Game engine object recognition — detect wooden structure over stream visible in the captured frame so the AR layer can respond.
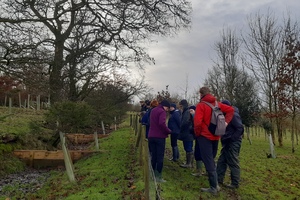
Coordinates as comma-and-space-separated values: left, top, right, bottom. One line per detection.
13, 133, 109, 169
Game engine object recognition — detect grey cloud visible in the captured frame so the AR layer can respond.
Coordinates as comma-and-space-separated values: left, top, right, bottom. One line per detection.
142, 0, 300, 100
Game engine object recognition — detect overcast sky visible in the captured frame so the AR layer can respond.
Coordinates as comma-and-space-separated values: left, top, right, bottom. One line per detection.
139, 0, 300, 101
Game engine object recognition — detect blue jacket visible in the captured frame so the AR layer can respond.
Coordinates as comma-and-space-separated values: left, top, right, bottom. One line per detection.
178, 106, 194, 141
168, 109, 181, 134
141, 108, 152, 138
221, 106, 244, 144
148, 105, 171, 138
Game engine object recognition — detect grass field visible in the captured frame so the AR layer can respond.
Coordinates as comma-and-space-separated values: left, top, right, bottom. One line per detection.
161, 132, 300, 200
0, 110, 300, 199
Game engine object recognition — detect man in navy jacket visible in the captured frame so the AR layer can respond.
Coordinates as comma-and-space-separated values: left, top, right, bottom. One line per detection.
168, 103, 181, 161
216, 100, 244, 189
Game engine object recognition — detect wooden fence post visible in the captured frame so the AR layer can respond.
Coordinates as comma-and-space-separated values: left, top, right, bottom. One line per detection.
9, 97, 12, 114
27, 94, 30, 109
37, 95, 41, 111
4, 95, 7, 106
136, 123, 142, 149
141, 125, 150, 200
101, 121, 106, 135
94, 131, 99, 151
130, 114, 133, 127
19, 92, 21, 108
59, 131, 76, 182
135, 115, 139, 135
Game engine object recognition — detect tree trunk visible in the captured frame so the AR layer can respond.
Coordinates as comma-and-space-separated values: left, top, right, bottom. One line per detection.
270, 118, 276, 146
68, 61, 78, 102
296, 127, 299, 145
292, 114, 296, 153
49, 41, 64, 103
246, 126, 252, 145
277, 124, 283, 147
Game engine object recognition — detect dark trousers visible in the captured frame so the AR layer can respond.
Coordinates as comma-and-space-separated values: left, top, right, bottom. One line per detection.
148, 138, 166, 173
198, 136, 219, 188
194, 138, 202, 161
183, 140, 193, 152
216, 139, 242, 186
170, 133, 179, 147
145, 125, 150, 139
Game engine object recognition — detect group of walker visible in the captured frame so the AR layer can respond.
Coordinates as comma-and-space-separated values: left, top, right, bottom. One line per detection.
140, 86, 244, 195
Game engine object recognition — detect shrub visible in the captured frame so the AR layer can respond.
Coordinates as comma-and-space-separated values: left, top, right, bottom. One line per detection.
44, 101, 95, 133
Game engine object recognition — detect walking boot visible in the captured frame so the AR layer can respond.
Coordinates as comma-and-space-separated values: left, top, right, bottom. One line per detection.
180, 151, 193, 168
174, 146, 180, 161
226, 184, 239, 189
191, 160, 203, 177
154, 170, 159, 180
230, 167, 240, 188
200, 171, 219, 195
155, 171, 166, 183
200, 187, 218, 195
169, 147, 178, 161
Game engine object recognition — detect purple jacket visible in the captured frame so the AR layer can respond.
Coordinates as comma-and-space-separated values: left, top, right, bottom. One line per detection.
148, 105, 171, 138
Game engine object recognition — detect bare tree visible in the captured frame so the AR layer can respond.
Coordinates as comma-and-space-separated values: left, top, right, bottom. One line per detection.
206, 27, 242, 101
0, 0, 192, 103
206, 27, 260, 130
214, 28, 240, 100
204, 65, 223, 100
242, 10, 283, 145
177, 73, 189, 99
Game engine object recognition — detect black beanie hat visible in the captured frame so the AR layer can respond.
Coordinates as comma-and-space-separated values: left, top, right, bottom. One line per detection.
160, 99, 170, 108
179, 99, 188, 107
189, 105, 196, 110
145, 100, 151, 106
170, 103, 177, 109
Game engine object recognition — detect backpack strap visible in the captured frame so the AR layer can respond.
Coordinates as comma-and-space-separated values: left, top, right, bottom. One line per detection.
201, 101, 215, 127
201, 101, 217, 108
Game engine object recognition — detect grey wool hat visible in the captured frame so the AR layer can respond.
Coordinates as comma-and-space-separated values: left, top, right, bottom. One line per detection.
221, 100, 231, 106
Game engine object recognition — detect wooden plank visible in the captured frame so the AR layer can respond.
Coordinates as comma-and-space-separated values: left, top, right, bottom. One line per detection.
66, 133, 109, 144
33, 151, 64, 160
13, 150, 97, 161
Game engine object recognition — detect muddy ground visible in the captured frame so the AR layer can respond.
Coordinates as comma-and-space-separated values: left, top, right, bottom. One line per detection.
0, 168, 53, 195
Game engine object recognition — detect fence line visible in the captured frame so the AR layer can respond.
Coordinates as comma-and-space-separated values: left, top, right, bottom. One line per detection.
131, 113, 161, 200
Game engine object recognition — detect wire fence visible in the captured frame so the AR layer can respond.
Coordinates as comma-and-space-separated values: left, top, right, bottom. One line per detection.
130, 113, 161, 200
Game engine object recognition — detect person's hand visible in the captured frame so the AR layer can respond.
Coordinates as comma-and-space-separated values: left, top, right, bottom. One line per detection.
225, 122, 228, 127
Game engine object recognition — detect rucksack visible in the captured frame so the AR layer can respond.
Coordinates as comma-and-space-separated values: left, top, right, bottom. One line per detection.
202, 101, 226, 136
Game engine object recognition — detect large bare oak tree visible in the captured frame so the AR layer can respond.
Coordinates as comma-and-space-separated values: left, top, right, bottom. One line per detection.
0, 0, 191, 103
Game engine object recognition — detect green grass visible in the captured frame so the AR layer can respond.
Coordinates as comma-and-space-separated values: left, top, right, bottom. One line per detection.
0, 106, 46, 135
0, 106, 53, 177
1, 110, 300, 199
159, 132, 300, 200
0, 126, 144, 200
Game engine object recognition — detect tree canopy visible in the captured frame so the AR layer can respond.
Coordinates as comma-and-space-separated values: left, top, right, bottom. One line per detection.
0, 0, 192, 103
